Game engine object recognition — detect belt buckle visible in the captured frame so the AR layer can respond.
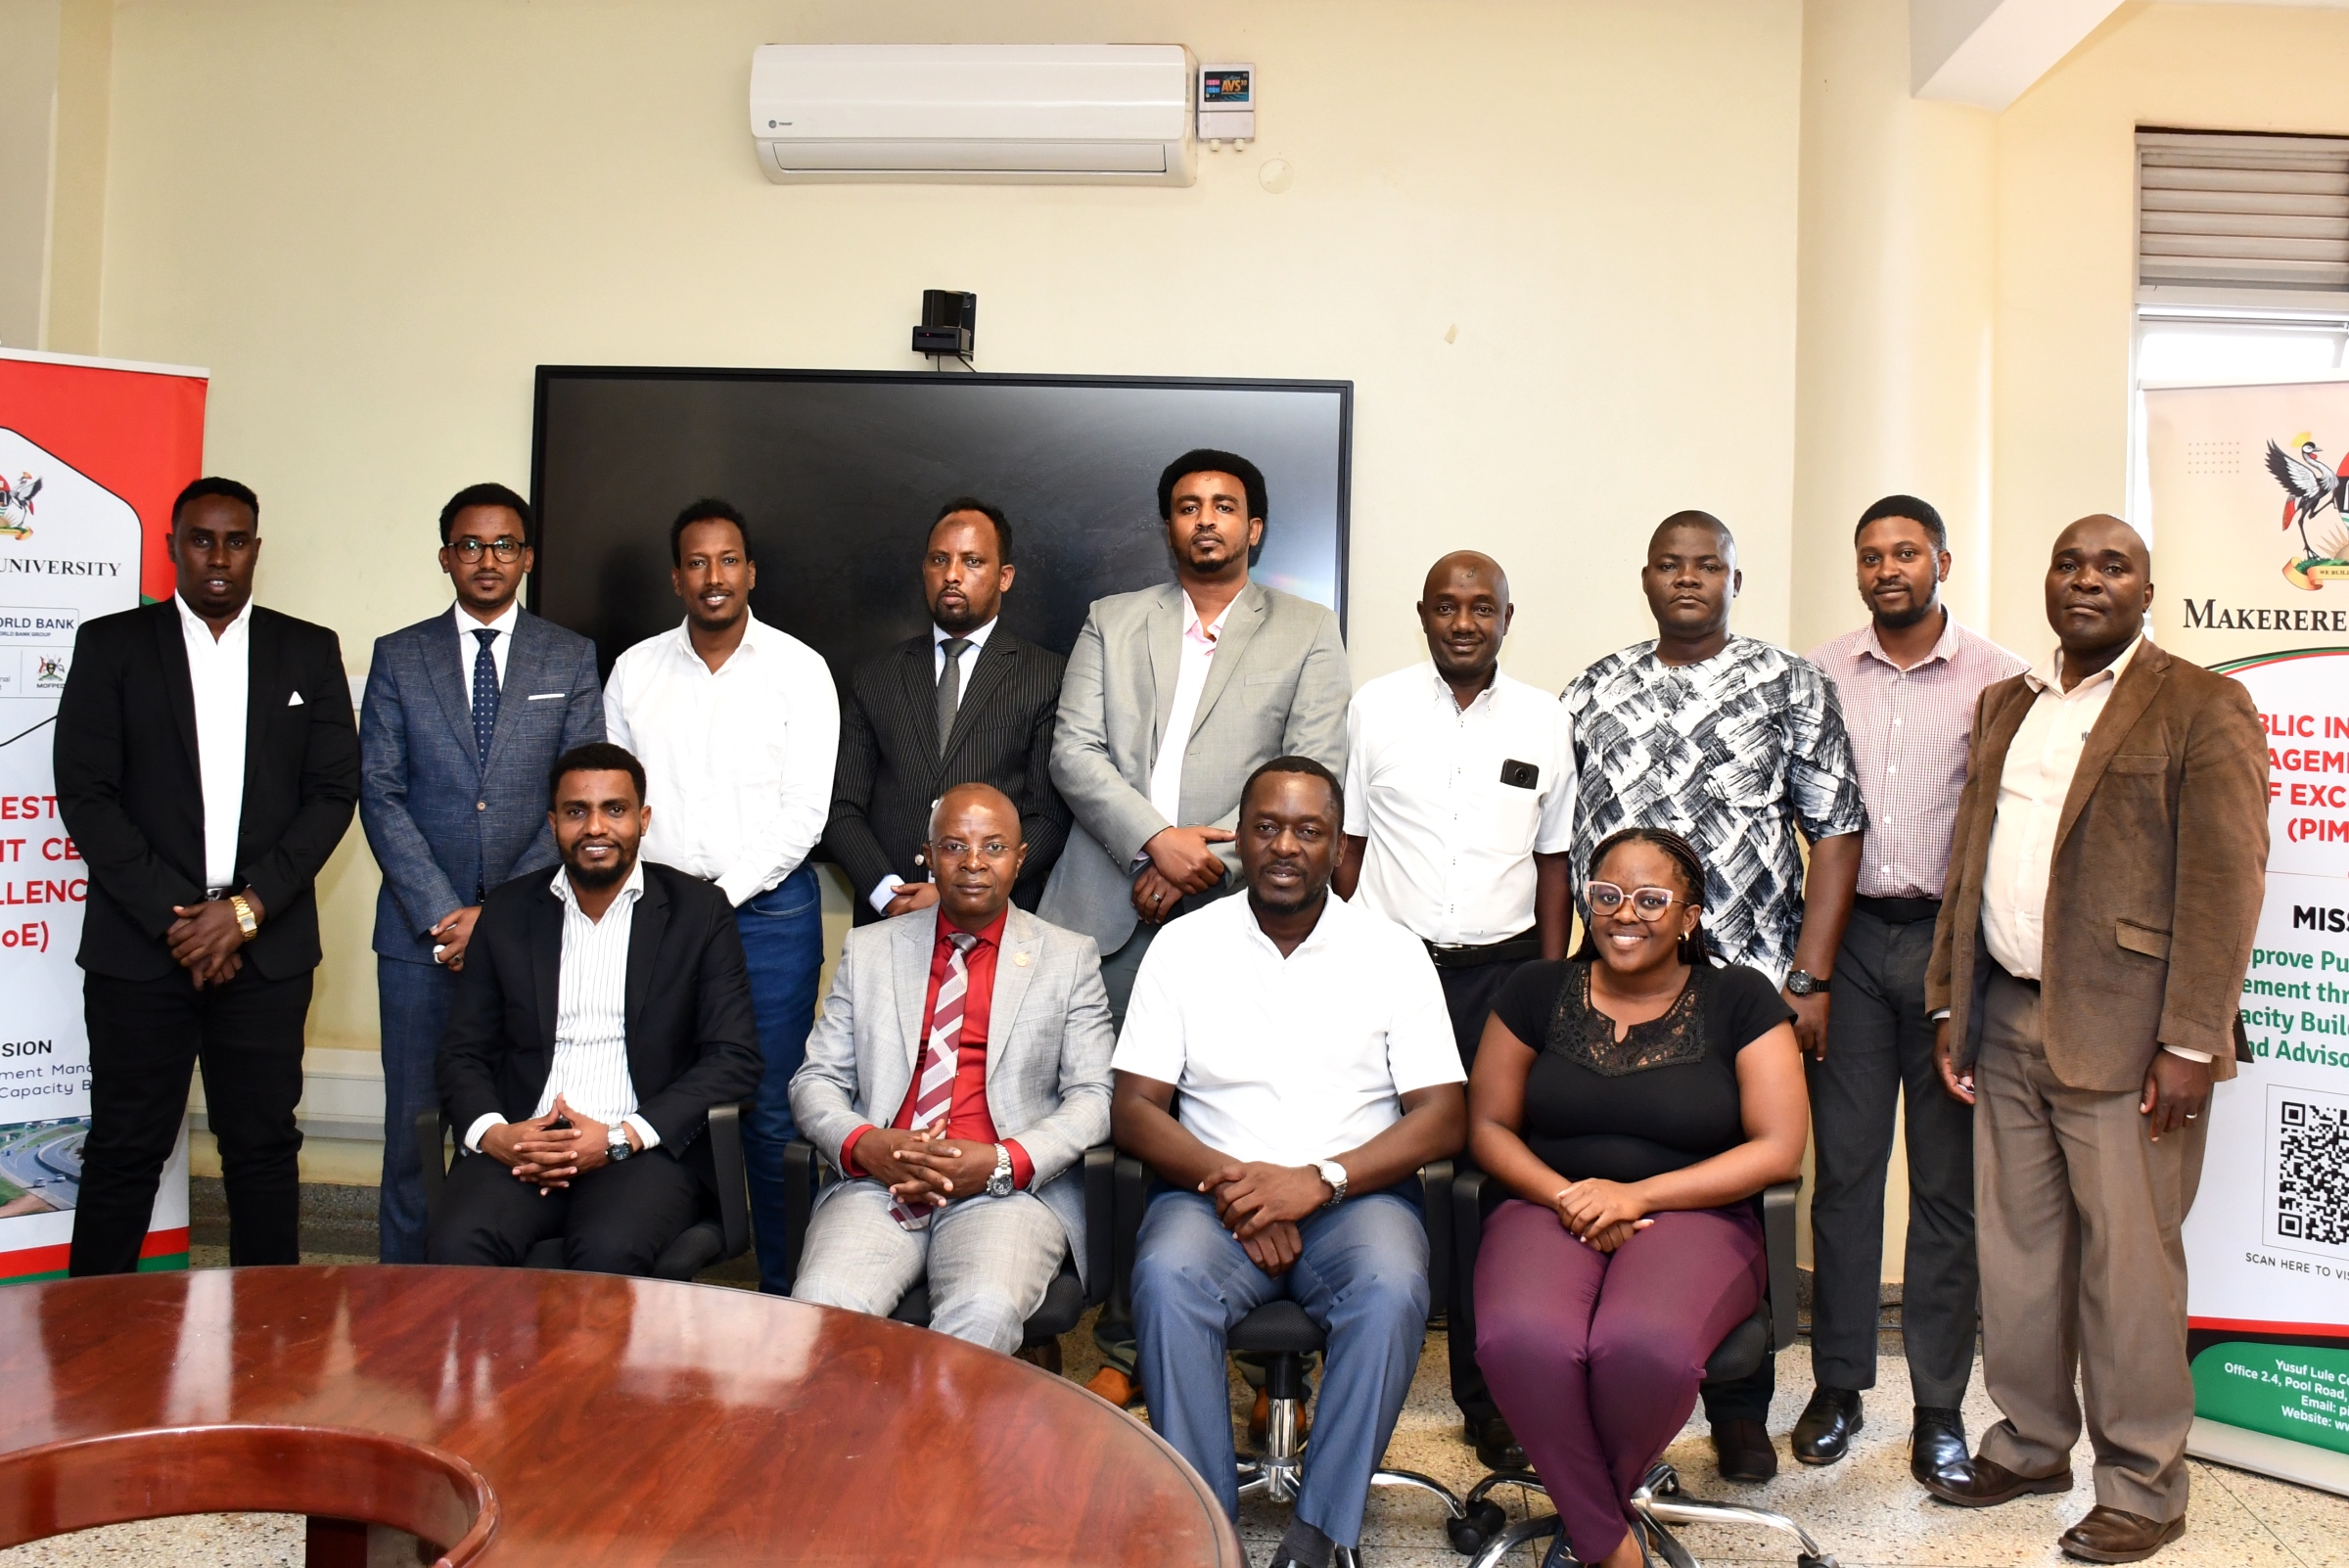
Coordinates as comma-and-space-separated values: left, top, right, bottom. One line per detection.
204, 887, 229, 901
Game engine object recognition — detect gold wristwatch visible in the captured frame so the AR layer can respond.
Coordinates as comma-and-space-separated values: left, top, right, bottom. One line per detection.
228, 894, 259, 940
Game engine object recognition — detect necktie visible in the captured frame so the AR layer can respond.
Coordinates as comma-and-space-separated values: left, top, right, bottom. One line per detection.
936, 637, 972, 755
891, 929, 980, 1230
471, 628, 500, 765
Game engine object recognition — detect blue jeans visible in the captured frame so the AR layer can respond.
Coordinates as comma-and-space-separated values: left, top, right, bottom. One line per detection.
738, 864, 824, 1293
377, 955, 458, 1265
1132, 1188, 1430, 1547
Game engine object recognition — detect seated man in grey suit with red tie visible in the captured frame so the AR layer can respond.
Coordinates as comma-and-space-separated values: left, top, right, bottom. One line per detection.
788, 783, 1115, 1354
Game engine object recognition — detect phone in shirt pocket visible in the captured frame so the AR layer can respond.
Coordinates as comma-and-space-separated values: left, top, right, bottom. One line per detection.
1488, 760, 1543, 853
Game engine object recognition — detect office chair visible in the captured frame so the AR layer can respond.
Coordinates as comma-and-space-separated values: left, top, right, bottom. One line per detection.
415, 1103, 751, 1281
1109, 1153, 1471, 1568
778, 1138, 1114, 1353
1443, 1173, 1836, 1568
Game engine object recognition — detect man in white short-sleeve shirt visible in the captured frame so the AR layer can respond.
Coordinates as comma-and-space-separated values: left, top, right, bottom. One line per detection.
1333, 549, 1573, 1471
1112, 757, 1465, 1568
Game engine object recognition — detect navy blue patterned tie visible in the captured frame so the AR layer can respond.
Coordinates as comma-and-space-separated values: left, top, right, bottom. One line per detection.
471, 628, 499, 765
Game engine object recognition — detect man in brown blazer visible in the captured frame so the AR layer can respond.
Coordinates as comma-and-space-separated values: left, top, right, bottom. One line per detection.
1923, 515, 2266, 1563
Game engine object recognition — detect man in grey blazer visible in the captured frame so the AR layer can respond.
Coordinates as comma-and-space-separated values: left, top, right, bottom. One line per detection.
358, 483, 604, 1263
789, 783, 1113, 1355
1040, 448, 1351, 1023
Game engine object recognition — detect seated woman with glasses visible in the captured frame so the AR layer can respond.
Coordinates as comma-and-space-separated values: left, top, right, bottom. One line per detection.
1467, 826, 1808, 1568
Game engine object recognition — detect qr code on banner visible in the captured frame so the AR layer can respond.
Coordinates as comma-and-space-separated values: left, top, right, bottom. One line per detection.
2267, 1084, 2349, 1259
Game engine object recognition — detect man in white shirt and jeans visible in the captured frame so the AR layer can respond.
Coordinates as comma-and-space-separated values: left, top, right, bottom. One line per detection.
1335, 548, 1572, 1470
1114, 757, 1466, 1568
604, 498, 838, 1294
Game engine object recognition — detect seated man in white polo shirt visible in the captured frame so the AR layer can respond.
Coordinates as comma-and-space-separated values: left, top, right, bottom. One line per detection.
1113, 756, 1467, 1568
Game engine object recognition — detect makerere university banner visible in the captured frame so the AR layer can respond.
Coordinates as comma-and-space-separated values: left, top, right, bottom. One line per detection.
2146, 374, 2349, 1496
0, 347, 207, 1283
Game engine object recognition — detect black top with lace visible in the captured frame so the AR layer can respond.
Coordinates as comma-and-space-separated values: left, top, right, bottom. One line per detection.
1492, 958, 1792, 1184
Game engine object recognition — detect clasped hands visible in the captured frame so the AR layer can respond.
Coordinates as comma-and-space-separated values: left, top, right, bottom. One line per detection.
852, 1124, 999, 1209
1132, 825, 1235, 924
1550, 1177, 1653, 1253
166, 889, 264, 990
1199, 1161, 1334, 1277
480, 1093, 640, 1194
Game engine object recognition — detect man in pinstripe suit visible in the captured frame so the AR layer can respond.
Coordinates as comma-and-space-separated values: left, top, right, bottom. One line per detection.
824, 499, 1070, 923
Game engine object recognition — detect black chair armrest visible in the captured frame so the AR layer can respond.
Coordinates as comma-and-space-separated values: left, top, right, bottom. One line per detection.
1449, 1168, 1487, 1362
1418, 1159, 1453, 1319
1111, 1153, 1150, 1314
1082, 1144, 1115, 1308
417, 1109, 448, 1215
1760, 1178, 1800, 1353
781, 1136, 829, 1292
707, 1103, 751, 1266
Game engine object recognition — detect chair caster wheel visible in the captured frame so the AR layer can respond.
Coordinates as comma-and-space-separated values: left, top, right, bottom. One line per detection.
1448, 1499, 1506, 1554
1798, 1555, 1838, 1568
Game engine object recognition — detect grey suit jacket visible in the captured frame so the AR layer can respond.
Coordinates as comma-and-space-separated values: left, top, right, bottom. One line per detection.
1038, 579, 1351, 952
359, 607, 604, 963
788, 905, 1115, 1282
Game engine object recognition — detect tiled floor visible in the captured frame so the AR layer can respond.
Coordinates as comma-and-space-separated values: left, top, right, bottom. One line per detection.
8, 1268, 2341, 1566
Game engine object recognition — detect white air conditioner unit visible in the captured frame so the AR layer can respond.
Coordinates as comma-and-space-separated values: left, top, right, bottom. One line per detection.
750, 43, 1195, 186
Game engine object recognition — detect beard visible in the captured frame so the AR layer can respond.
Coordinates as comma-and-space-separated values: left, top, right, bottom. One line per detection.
1872, 593, 1937, 630
563, 843, 634, 890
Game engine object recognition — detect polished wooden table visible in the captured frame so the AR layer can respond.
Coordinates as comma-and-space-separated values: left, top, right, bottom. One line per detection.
0, 1266, 1241, 1566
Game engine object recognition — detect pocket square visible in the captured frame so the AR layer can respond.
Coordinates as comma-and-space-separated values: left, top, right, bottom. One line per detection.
287, 691, 304, 707
527, 691, 564, 701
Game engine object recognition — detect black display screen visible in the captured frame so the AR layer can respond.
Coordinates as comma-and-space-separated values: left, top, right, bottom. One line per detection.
529, 368, 1351, 680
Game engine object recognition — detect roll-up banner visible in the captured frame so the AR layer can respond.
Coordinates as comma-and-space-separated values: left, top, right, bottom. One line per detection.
2146, 373, 2349, 1497
0, 347, 207, 1283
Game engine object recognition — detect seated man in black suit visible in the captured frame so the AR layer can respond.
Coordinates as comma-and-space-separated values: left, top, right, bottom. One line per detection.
824, 497, 1071, 923
427, 742, 762, 1274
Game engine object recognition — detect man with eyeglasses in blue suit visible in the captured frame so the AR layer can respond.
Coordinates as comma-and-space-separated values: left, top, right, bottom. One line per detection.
359, 482, 605, 1263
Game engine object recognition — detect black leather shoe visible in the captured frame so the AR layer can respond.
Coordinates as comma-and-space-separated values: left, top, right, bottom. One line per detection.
1911, 1406, 1969, 1489
1790, 1386, 1864, 1465
1710, 1416, 1778, 1483
1468, 1414, 1529, 1471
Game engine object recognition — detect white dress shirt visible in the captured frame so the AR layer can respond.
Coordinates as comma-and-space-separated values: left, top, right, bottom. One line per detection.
604, 615, 840, 907
867, 618, 1000, 913
464, 862, 661, 1152
177, 594, 253, 890
1146, 594, 1233, 827
1343, 662, 1575, 946
1112, 892, 1464, 1168
1978, 637, 2208, 1063
453, 598, 521, 710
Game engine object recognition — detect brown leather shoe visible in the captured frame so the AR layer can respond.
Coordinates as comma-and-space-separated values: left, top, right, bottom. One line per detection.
1084, 1365, 1139, 1407
2059, 1506, 2186, 1563
1013, 1338, 1063, 1375
1918, 1453, 2074, 1507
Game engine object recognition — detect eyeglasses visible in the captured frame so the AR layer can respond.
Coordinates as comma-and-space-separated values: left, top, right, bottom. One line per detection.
1587, 882, 1686, 920
932, 838, 1017, 861
448, 537, 526, 563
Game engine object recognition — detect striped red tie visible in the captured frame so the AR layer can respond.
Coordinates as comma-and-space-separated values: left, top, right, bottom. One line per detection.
890, 930, 978, 1230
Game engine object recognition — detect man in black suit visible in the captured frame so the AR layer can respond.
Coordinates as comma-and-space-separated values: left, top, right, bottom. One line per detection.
55, 476, 361, 1273
427, 742, 762, 1274
824, 498, 1070, 923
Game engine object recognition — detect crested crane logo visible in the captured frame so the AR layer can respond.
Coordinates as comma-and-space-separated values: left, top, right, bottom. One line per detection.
0, 471, 37, 540
2265, 432, 2349, 591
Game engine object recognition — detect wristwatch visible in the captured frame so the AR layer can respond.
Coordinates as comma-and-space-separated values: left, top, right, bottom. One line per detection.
607, 1126, 634, 1163
986, 1144, 1015, 1198
1313, 1160, 1349, 1208
1785, 969, 1829, 996
228, 894, 259, 941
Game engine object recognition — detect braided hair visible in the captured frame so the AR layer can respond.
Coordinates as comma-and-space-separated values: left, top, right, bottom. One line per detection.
1574, 825, 1713, 967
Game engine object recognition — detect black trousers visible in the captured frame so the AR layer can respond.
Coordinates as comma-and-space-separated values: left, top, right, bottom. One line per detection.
71, 965, 313, 1275
1441, 956, 1527, 1429
1806, 904, 1977, 1407
425, 1142, 702, 1276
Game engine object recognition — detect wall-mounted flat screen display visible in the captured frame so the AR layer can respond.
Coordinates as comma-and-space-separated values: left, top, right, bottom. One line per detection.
530, 368, 1352, 679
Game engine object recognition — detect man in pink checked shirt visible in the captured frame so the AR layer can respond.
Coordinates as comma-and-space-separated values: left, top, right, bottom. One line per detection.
1798, 496, 2026, 1487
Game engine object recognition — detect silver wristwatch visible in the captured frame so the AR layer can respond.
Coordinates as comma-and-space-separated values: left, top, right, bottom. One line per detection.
986, 1143, 1015, 1198
1313, 1160, 1348, 1208
607, 1126, 634, 1163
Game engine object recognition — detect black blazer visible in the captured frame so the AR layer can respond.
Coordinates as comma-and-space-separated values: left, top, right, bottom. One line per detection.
436, 860, 762, 1186
54, 599, 360, 983
823, 627, 1071, 925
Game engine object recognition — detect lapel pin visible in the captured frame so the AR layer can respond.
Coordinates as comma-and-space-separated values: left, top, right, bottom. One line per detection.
1014, 951, 1031, 967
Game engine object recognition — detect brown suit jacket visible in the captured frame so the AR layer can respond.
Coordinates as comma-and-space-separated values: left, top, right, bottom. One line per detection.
1925, 638, 2267, 1092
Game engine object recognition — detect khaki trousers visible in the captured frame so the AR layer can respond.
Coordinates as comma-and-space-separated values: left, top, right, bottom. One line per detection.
1974, 968, 2207, 1522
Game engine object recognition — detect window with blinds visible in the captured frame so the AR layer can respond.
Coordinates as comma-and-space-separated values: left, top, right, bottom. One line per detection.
2138, 129, 2349, 309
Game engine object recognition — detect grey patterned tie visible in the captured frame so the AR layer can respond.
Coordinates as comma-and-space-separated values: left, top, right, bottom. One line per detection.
936, 637, 971, 755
